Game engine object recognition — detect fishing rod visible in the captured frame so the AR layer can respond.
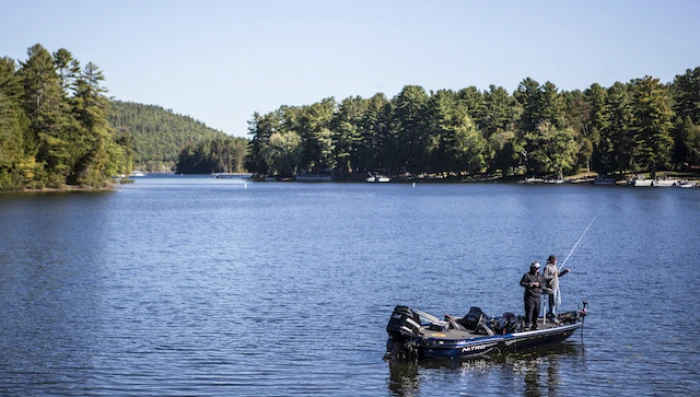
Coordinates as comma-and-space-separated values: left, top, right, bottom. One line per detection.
559, 214, 598, 271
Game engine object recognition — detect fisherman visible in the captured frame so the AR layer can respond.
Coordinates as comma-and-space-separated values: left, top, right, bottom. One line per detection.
542, 255, 570, 323
520, 261, 544, 330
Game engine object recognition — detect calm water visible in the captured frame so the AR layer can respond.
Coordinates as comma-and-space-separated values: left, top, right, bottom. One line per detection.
1, 176, 699, 396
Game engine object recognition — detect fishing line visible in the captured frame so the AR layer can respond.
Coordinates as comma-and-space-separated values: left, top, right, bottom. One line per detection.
559, 214, 598, 271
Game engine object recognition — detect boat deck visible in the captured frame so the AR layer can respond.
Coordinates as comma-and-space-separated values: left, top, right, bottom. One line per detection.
419, 318, 568, 340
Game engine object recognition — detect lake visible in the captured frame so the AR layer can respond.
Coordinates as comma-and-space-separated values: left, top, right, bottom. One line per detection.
1, 175, 699, 396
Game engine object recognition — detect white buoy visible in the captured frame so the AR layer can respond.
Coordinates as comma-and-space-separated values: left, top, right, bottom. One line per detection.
244, 183, 247, 189
412, 182, 416, 188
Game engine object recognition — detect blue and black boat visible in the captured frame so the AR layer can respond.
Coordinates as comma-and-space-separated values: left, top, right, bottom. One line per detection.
385, 302, 587, 361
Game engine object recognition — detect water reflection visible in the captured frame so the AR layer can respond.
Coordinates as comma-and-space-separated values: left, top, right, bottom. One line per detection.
387, 361, 420, 397
387, 343, 583, 397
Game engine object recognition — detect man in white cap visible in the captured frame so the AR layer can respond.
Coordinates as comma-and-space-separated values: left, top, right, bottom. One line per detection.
520, 261, 544, 330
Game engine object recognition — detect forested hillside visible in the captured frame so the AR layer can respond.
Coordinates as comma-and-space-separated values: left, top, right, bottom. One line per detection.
247, 70, 700, 180
109, 101, 238, 172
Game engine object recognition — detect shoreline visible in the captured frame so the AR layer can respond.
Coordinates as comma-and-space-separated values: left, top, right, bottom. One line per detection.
0, 185, 115, 195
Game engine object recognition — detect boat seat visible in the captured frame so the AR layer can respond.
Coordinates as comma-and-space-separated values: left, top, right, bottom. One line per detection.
459, 306, 488, 330
444, 314, 466, 330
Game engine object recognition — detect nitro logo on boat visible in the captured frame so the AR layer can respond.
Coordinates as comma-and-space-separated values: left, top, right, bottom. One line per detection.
461, 342, 497, 353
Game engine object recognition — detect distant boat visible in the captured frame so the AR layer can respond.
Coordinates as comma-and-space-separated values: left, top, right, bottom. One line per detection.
212, 173, 236, 179
376, 175, 390, 183
629, 176, 681, 187
678, 180, 697, 188
653, 178, 680, 187
366, 172, 391, 183
524, 177, 544, 184
629, 176, 653, 186
130, 171, 146, 177
594, 175, 616, 185
296, 174, 333, 182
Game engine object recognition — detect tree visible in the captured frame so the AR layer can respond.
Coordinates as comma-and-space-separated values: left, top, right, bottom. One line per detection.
672, 67, 700, 124
585, 83, 611, 173
261, 132, 303, 176
630, 76, 674, 177
53, 48, 80, 95
245, 111, 280, 175
672, 67, 700, 167
523, 122, 578, 179
606, 82, 635, 174
514, 77, 543, 133
457, 86, 485, 130
357, 93, 391, 173
296, 98, 336, 172
483, 84, 515, 138
69, 62, 116, 186
20, 43, 70, 187
540, 81, 565, 129
332, 96, 366, 174
392, 85, 430, 174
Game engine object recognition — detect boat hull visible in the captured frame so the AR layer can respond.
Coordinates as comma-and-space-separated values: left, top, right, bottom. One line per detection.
385, 305, 587, 361
415, 322, 582, 360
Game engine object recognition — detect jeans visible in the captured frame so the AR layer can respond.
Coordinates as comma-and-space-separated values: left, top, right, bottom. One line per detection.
547, 288, 562, 319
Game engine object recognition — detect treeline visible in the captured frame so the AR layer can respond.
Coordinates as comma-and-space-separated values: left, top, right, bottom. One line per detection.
110, 101, 231, 172
246, 70, 700, 179
175, 137, 248, 174
0, 44, 131, 191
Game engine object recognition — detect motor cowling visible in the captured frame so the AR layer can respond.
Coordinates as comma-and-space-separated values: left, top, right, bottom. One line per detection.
386, 306, 421, 342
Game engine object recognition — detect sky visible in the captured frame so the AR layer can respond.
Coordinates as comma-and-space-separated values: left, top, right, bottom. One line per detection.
2, 0, 699, 137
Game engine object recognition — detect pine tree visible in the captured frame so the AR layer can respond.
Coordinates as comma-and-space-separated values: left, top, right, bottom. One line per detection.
630, 76, 675, 177
69, 62, 114, 186
19, 44, 70, 187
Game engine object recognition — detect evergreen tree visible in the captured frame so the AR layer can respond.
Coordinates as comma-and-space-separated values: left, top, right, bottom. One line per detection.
523, 122, 578, 179
482, 84, 515, 138
514, 77, 543, 134
630, 76, 674, 177
332, 96, 366, 174
357, 93, 391, 173
69, 62, 115, 186
19, 44, 70, 187
672, 67, 700, 124
606, 82, 635, 173
392, 85, 429, 174
585, 83, 612, 173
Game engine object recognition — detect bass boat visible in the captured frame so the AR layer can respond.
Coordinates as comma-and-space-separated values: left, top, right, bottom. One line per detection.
385, 302, 587, 361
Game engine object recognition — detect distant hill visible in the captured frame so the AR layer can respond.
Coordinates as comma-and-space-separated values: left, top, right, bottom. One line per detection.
109, 100, 235, 171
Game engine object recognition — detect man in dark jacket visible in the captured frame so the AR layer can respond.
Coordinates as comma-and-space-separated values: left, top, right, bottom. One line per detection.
520, 261, 544, 330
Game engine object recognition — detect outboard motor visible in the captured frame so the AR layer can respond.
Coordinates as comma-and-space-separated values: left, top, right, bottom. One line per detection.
386, 306, 422, 360
386, 306, 421, 342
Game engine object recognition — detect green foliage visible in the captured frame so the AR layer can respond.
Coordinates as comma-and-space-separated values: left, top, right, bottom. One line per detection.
524, 123, 579, 179
245, 67, 700, 180
176, 137, 248, 174
630, 76, 674, 176
261, 132, 302, 176
0, 44, 133, 191
110, 100, 230, 172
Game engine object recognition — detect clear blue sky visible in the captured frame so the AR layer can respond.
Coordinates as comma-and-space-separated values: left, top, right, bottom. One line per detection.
2, 0, 699, 137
